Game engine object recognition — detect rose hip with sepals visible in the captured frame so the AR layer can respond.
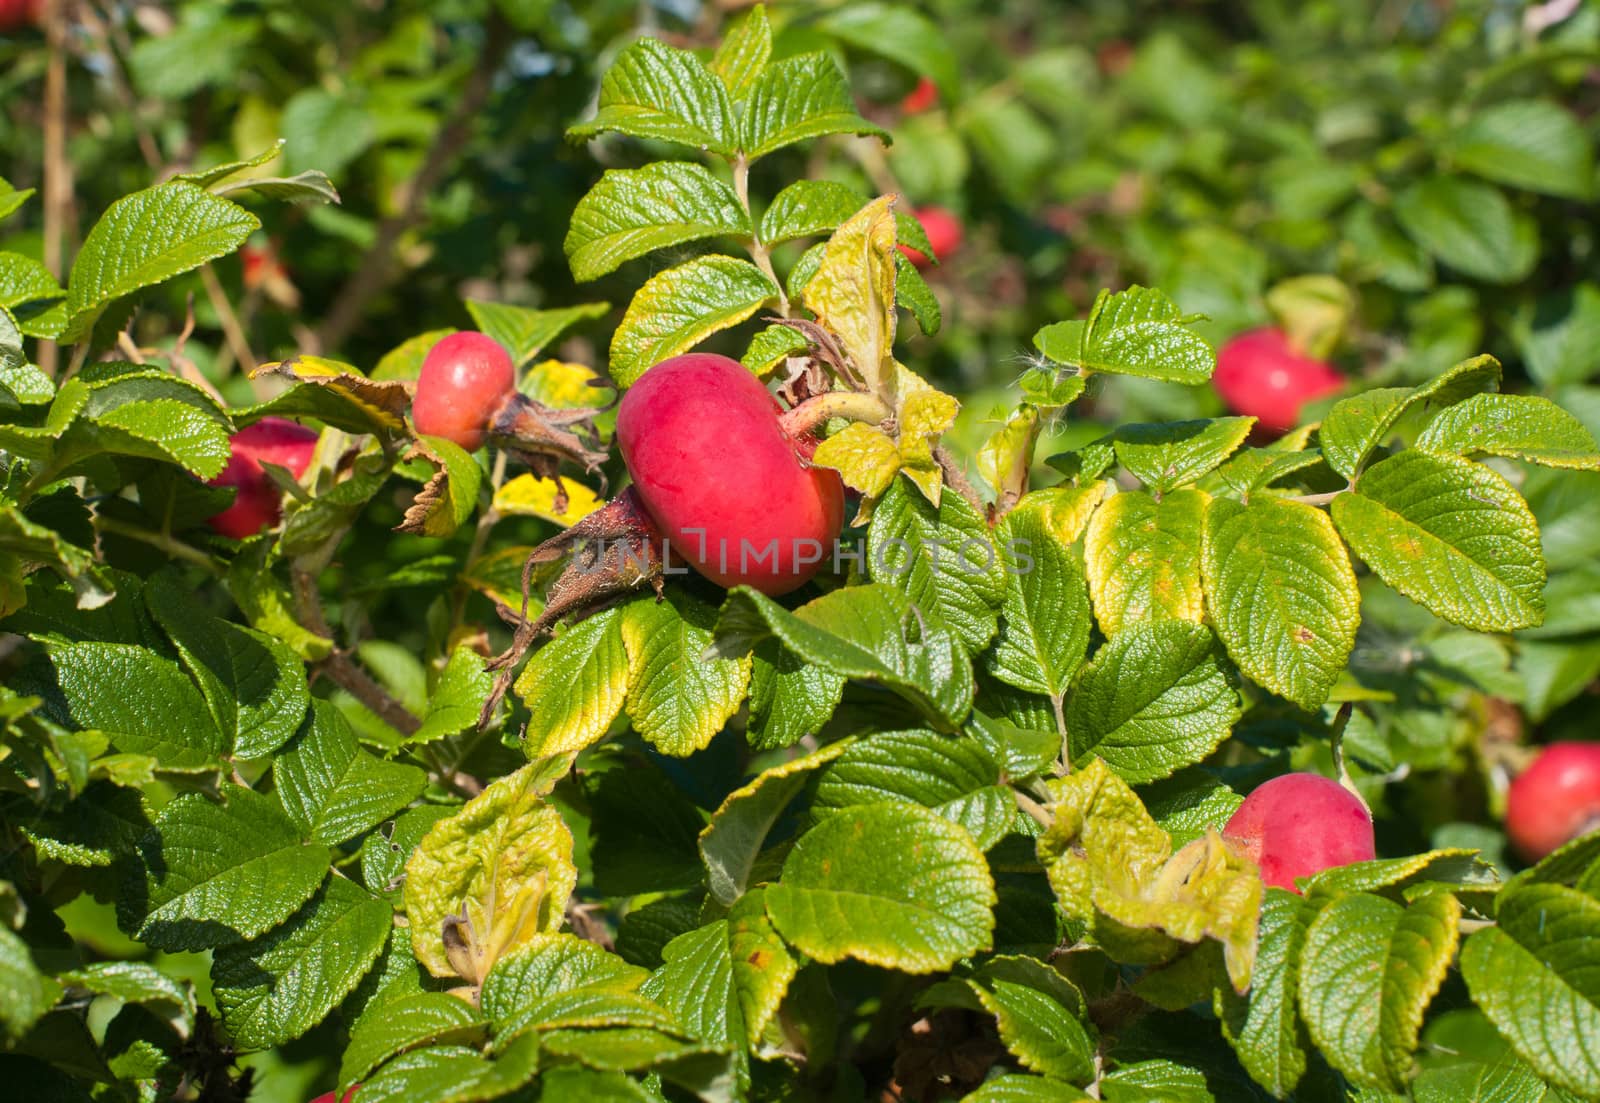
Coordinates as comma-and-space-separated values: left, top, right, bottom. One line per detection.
1224, 773, 1376, 892
616, 353, 845, 595
412, 331, 517, 451
1506, 742, 1600, 861
206, 417, 319, 539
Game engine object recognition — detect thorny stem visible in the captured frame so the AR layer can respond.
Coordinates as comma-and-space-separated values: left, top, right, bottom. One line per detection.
291, 558, 423, 737
733, 154, 789, 316
778, 390, 891, 438
934, 445, 986, 516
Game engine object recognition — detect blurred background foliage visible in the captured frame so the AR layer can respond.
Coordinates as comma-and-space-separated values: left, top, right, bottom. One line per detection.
3, 2, 1599, 1097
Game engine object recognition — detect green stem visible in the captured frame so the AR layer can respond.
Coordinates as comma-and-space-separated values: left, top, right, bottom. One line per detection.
94, 516, 222, 577
778, 390, 892, 438
732, 154, 789, 316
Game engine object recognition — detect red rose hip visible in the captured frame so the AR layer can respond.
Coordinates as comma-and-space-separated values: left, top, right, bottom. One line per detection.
0, 0, 40, 32
900, 77, 939, 115
413, 332, 517, 451
1224, 773, 1375, 892
1506, 742, 1600, 861
1213, 327, 1344, 432
207, 418, 319, 539
899, 206, 963, 269
616, 354, 845, 595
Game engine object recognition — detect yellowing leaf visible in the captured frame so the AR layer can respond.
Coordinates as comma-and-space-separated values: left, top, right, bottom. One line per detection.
1039, 759, 1260, 992
1011, 481, 1113, 546
813, 422, 901, 499
494, 475, 604, 528
898, 387, 961, 504
403, 761, 577, 983
524, 359, 609, 410
253, 355, 411, 431
802, 195, 897, 394
976, 407, 1040, 505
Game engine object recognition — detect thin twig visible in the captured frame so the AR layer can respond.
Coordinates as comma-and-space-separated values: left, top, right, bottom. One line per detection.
315, 15, 513, 352
200, 264, 258, 373
291, 564, 424, 736
934, 444, 985, 515
39, 0, 74, 377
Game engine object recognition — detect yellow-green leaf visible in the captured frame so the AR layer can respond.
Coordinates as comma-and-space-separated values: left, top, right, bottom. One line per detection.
494, 475, 603, 528
802, 196, 897, 395
1084, 489, 1208, 636
403, 761, 576, 983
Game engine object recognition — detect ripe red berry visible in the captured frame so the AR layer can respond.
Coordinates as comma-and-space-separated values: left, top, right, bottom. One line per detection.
1223, 773, 1376, 892
616, 353, 845, 595
412, 332, 517, 451
899, 206, 963, 270
207, 418, 319, 539
1213, 328, 1344, 433
900, 76, 939, 115
0, 0, 41, 32
1506, 742, 1600, 861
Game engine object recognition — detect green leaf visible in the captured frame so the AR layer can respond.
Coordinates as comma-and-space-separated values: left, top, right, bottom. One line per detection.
712, 583, 975, 732
517, 608, 629, 758
567, 163, 749, 283
67, 397, 234, 480
1394, 177, 1537, 284
1448, 99, 1594, 200
765, 802, 995, 973
353, 1035, 541, 1103
411, 647, 495, 746
1460, 882, 1600, 1098
1201, 497, 1360, 710
1112, 419, 1254, 493
1141, 769, 1243, 850
459, 300, 610, 370
1331, 450, 1545, 632
340, 992, 487, 1090
0, 927, 55, 1043
710, 4, 771, 103
0, 177, 35, 222
644, 891, 795, 1062
0, 252, 66, 336
966, 1075, 1093, 1101
1085, 489, 1208, 637
958, 955, 1096, 1083
1303, 849, 1494, 902
1515, 284, 1600, 387
741, 324, 810, 375
1068, 622, 1240, 784
143, 574, 308, 759
123, 784, 332, 951
568, 38, 738, 155
1298, 891, 1462, 1091
759, 180, 867, 246
57, 961, 192, 1020
46, 641, 223, 769
740, 52, 888, 161
608, 255, 777, 387
812, 729, 1013, 850
403, 762, 575, 982
1034, 286, 1215, 384
213, 170, 341, 205
361, 805, 455, 899
746, 640, 845, 751
398, 436, 483, 540
819, 3, 961, 100
480, 932, 666, 1036
60, 182, 259, 343
273, 701, 427, 845
281, 89, 374, 178
1417, 393, 1600, 470
868, 475, 1006, 652
213, 875, 392, 1049
1318, 354, 1502, 480
699, 741, 853, 906
1217, 888, 1313, 1097
896, 252, 943, 335
620, 589, 752, 757
986, 507, 1093, 700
